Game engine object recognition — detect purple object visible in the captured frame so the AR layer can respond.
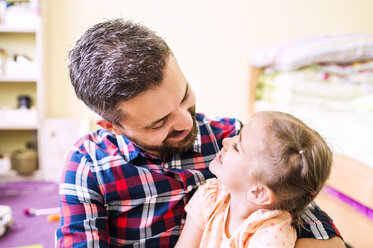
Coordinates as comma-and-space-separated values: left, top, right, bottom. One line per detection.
323, 185, 373, 221
0, 181, 60, 247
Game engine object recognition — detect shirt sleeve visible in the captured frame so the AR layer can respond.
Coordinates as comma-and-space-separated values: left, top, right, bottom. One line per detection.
248, 214, 297, 248
184, 178, 220, 230
56, 147, 109, 248
298, 202, 342, 240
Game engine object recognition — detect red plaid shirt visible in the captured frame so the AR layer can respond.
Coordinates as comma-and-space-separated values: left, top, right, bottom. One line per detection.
56, 113, 240, 247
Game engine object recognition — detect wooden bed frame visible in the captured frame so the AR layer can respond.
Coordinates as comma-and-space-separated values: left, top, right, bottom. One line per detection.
248, 65, 373, 248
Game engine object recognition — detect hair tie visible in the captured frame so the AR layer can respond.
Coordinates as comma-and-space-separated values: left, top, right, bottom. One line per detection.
310, 192, 315, 196
299, 150, 303, 155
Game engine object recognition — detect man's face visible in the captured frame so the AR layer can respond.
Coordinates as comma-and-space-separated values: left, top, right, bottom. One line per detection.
113, 56, 197, 157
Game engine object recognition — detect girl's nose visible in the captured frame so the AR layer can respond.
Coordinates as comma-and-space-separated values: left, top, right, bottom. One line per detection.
222, 136, 234, 151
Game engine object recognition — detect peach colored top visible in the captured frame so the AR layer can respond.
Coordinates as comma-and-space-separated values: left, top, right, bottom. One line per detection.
185, 178, 297, 248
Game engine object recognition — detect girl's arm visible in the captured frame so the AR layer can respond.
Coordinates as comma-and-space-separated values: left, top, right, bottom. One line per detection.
175, 214, 204, 248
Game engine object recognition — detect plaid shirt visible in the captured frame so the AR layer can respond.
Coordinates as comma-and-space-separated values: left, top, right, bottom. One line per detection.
56, 113, 340, 247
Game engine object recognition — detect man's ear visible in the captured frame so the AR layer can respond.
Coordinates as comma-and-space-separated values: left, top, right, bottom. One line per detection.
246, 184, 274, 206
96, 119, 123, 135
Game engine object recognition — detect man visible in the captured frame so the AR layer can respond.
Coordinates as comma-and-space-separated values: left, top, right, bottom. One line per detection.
56, 19, 345, 248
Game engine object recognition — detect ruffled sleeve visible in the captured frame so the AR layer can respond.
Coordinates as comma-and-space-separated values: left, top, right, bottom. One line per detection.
185, 178, 226, 230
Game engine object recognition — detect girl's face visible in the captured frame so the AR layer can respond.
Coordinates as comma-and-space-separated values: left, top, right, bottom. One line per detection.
209, 115, 268, 194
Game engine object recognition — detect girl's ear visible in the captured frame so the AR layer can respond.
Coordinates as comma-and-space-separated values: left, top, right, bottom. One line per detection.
96, 119, 123, 135
246, 184, 274, 206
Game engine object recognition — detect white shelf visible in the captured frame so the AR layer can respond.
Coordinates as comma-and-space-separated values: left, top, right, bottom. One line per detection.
0, 109, 38, 130
0, 76, 37, 82
0, 124, 38, 130
0, 25, 37, 33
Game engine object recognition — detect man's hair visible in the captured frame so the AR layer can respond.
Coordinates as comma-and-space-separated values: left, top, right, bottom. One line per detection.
68, 19, 172, 125
254, 111, 333, 229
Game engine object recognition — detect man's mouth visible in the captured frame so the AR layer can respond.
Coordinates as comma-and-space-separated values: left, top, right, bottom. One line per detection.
167, 129, 190, 141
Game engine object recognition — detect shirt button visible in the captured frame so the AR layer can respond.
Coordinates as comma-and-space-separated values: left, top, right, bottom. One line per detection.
187, 185, 193, 192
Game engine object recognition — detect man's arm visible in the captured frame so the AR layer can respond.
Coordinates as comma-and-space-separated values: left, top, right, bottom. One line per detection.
297, 202, 345, 248
175, 214, 203, 248
295, 236, 346, 248
56, 150, 109, 247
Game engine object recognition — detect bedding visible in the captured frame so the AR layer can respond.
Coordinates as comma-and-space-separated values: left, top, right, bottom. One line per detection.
255, 62, 373, 167
250, 33, 373, 71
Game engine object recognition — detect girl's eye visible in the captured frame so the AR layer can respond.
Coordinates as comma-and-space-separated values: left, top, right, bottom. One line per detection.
232, 142, 239, 152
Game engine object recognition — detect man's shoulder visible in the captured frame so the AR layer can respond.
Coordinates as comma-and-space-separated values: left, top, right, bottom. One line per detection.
68, 128, 120, 160
196, 113, 242, 137
64, 129, 133, 181
73, 128, 117, 148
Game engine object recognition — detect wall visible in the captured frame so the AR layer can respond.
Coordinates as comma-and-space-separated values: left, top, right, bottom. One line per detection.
43, 0, 373, 123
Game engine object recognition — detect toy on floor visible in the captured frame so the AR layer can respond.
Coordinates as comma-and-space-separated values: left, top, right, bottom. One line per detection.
24, 207, 60, 222
24, 207, 59, 217
0, 205, 14, 237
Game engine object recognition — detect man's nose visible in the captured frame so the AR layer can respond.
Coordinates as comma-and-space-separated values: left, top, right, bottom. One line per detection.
172, 108, 193, 131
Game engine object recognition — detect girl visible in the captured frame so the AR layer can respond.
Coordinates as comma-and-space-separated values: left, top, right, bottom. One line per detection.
176, 111, 333, 248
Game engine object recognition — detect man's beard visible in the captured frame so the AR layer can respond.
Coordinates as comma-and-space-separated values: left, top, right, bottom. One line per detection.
127, 107, 198, 157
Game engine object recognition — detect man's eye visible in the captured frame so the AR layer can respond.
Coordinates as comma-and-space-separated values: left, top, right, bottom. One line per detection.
151, 122, 165, 130
232, 142, 239, 152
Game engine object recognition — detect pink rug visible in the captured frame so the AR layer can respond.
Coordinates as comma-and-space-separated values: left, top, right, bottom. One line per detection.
0, 181, 60, 248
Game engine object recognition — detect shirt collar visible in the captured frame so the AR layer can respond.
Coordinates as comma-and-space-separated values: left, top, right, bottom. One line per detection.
191, 123, 202, 153
116, 134, 141, 162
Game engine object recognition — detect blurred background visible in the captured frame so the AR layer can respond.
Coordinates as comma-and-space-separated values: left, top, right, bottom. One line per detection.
43, 0, 373, 122
0, 0, 372, 247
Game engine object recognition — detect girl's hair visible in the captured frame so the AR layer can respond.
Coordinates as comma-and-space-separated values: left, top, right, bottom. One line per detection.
253, 111, 333, 229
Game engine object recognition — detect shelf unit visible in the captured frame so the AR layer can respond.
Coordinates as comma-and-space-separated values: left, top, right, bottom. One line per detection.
0, 9, 43, 180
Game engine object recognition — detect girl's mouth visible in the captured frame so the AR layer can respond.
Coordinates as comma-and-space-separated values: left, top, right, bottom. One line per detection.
216, 152, 223, 164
